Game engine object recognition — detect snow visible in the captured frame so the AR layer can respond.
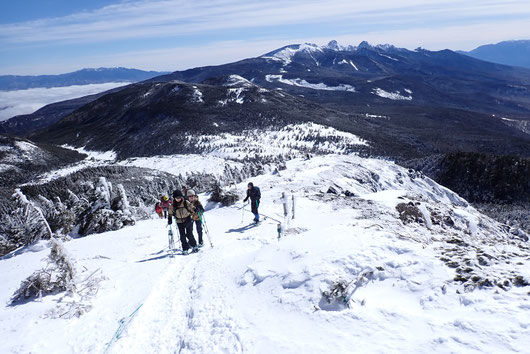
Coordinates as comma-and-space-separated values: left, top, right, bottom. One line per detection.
262, 43, 323, 65
373, 88, 413, 101
365, 113, 389, 119
0, 82, 130, 121
0, 163, 15, 172
14, 141, 39, 153
186, 123, 367, 160
227, 87, 245, 104
223, 75, 254, 88
191, 86, 204, 103
1, 154, 529, 353
265, 75, 355, 92
379, 53, 399, 61
0, 139, 49, 165
119, 154, 244, 178
28, 145, 117, 185
337, 59, 359, 70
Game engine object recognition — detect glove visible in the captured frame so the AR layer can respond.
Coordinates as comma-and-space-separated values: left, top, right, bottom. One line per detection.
243, 197, 248, 203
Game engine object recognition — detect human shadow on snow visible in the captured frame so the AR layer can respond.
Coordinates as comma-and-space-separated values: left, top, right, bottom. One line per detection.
137, 253, 174, 263
226, 223, 259, 233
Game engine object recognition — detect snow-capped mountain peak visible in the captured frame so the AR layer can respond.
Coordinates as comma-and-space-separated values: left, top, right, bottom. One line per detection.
261, 43, 323, 64
222, 74, 255, 88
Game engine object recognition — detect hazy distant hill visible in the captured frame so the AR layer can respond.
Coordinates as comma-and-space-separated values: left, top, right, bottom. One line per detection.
459, 40, 530, 69
0, 67, 168, 91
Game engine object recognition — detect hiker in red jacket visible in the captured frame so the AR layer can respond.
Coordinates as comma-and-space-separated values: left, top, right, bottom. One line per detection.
160, 195, 171, 218
155, 202, 163, 218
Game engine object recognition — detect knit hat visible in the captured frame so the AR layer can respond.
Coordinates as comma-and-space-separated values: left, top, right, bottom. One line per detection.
172, 190, 183, 198
186, 189, 196, 197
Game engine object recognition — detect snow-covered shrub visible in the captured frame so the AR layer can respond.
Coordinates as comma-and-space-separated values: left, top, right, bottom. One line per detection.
208, 182, 239, 206
319, 270, 376, 311
113, 184, 130, 214
320, 279, 351, 310
7, 189, 53, 246
11, 238, 75, 304
38, 196, 76, 235
78, 178, 135, 235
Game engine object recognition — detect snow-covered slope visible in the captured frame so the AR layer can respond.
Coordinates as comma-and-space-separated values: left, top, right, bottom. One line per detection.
1, 154, 528, 353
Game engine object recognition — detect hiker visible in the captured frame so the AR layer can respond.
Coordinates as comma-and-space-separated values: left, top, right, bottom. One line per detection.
160, 195, 171, 218
243, 182, 261, 223
155, 201, 163, 218
168, 190, 198, 254
182, 186, 189, 200
187, 189, 205, 247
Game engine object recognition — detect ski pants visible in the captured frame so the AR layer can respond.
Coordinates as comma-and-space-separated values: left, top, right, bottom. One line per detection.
251, 199, 260, 221
163, 208, 169, 218
177, 217, 197, 251
194, 219, 203, 244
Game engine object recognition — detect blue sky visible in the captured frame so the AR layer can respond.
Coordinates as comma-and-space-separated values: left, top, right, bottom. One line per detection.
1, 0, 530, 75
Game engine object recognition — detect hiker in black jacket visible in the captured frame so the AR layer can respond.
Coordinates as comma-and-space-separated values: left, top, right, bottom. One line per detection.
243, 182, 261, 223
168, 190, 198, 254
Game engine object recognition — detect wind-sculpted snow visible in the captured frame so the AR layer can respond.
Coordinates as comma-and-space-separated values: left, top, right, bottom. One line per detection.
1, 154, 528, 353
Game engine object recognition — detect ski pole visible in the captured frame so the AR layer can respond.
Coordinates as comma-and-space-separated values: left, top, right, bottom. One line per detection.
168, 226, 175, 252
201, 213, 213, 248
198, 211, 213, 248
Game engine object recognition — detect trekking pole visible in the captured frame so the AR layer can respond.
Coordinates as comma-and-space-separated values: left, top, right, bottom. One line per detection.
198, 211, 214, 248
241, 202, 246, 223
168, 226, 175, 252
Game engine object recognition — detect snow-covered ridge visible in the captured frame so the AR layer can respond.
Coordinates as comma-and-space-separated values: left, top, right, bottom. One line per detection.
186, 123, 367, 160
1, 154, 528, 353
262, 43, 323, 65
261, 40, 402, 65
222, 75, 255, 88
27, 145, 118, 185
373, 88, 413, 101
0, 140, 48, 164
266, 75, 355, 92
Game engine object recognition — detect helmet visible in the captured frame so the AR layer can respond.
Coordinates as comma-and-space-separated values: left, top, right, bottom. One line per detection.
187, 189, 196, 197
172, 190, 183, 198
163, 195, 168, 201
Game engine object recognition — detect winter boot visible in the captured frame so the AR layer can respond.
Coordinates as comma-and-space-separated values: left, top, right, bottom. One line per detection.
181, 249, 189, 256
192, 246, 199, 253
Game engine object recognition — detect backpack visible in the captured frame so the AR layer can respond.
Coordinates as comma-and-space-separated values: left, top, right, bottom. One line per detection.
254, 187, 261, 199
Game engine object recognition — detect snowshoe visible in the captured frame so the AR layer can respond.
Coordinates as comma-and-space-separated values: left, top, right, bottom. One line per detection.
192, 246, 199, 253
181, 249, 189, 256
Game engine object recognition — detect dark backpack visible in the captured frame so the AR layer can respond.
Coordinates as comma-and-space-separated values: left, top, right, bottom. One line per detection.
254, 187, 261, 199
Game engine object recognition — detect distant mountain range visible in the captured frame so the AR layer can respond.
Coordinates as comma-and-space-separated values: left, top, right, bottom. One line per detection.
0, 67, 169, 91
459, 40, 530, 69
10, 40, 527, 162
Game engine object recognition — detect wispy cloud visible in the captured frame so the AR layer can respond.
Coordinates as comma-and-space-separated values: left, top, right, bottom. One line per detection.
1, 0, 529, 74
2, 0, 529, 45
